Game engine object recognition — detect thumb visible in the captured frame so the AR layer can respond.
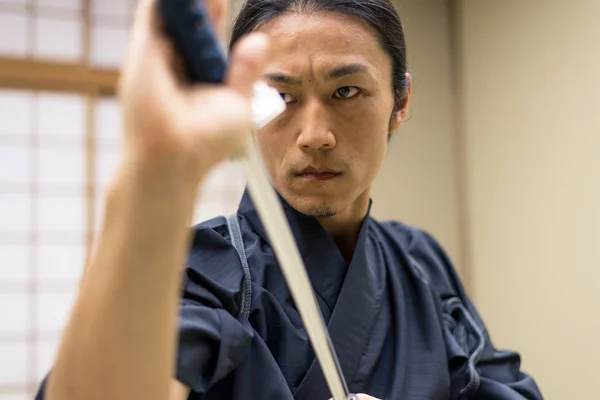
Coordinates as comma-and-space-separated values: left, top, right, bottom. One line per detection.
225, 33, 270, 99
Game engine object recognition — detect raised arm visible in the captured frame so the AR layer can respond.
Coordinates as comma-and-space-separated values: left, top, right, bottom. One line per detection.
42, 1, 269, 399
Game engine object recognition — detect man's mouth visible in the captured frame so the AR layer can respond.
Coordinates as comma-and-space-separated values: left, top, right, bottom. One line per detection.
296, 167, 342, 181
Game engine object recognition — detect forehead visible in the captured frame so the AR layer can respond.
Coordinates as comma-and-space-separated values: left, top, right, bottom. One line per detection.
255, 12, 391, 78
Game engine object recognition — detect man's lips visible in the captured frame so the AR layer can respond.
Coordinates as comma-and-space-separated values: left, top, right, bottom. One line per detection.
296, 171, 342, 181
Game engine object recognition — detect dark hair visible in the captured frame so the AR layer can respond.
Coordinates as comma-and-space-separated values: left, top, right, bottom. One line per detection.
229, 0, 409, 112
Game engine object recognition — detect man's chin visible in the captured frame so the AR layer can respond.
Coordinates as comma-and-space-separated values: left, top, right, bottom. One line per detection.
285, 194, 338, 219
303, 205, 337, 219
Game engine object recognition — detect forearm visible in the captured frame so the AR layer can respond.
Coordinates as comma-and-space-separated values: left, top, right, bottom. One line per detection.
46, 162, 203, 400
41, 0, 270, 395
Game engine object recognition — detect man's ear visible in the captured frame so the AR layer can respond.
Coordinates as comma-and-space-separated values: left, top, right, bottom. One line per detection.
389, 73, 412, 133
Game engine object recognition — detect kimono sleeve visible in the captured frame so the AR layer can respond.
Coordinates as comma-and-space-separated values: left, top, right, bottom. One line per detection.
176, 225, 254, 395
413, 228, 544, 399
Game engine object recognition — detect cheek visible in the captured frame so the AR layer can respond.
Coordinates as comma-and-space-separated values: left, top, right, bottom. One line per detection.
337, 103, 390, 164
254, 127, 292, 177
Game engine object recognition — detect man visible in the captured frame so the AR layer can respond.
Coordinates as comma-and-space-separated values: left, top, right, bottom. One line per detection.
37, 0, 543, 399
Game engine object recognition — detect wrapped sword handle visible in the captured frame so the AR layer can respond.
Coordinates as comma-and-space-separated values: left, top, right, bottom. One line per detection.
158, 0, 227, 84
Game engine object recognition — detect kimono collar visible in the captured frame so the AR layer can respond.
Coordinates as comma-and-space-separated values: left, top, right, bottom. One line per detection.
237, 188, 373, 312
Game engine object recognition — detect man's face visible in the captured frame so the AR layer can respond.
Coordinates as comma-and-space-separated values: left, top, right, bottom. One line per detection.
255, 12, 405, 219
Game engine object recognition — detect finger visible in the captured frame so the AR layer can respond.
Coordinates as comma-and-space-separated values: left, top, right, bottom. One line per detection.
225, 32, 271, 99
127, 0, 163, 63
124, 0, 179, 94
202, 0, 228, 40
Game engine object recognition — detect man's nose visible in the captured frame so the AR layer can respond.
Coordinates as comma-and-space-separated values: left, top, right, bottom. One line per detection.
296, 99, 336, 150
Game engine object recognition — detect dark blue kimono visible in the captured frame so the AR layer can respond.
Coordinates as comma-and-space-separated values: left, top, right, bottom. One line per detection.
36, 190, 543, 400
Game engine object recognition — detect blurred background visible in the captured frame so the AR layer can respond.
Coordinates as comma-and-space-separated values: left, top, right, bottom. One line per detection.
0, 0, 598, 399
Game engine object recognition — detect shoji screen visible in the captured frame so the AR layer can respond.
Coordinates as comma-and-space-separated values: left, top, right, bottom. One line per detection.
0, 1, 246, 398
0, 89, 87, 400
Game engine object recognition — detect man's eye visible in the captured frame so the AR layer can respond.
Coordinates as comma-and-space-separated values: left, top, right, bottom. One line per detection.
333, 86, 361, 99
279, 93, 297, 104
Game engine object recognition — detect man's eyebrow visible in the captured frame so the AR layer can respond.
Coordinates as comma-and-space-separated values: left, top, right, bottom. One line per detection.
262, 73, 303, 85
325, 63, 370, 81
262, 63, 372, 85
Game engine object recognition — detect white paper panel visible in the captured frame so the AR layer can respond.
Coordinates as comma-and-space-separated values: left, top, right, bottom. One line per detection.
0, 194, 31, 232
91, 0, 130, 18
0, 293, 28, 332
38, 148, 85, 185
33, 16, 82, 61
93, 150, 119, 232
91, 24, 128, 68
37, 197, 85, 233
0, 343, 28, 385
95, 98, 122, 143
94, 189, 107, 234
192, 163, 245, 224
0, 244, 31, 282
193, 202, 228, 225
0, 12, 29, 56
203, 162, 246, 190
0, 393, 32, 400
96, 151, 120, 187
0, 0, 30, 6
35, 0, 81, 10
36, 339, 59, 381
38, 245, 85, 282
0, 147, 30, 184
0, 90, 33, 136
37, 92, 85, 138
195, 201, 239, 224
36, 291, 75, 331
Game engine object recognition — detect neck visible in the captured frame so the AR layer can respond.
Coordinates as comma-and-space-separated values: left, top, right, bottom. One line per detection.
317, 193, 370, 264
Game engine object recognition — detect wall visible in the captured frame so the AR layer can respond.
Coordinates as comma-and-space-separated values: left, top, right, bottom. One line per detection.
372, 0, 462, 269
455, 1, 600, 398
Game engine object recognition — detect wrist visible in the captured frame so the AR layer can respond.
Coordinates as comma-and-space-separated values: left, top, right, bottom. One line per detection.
102, 155, 206, 229
122, 143, 211, 186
